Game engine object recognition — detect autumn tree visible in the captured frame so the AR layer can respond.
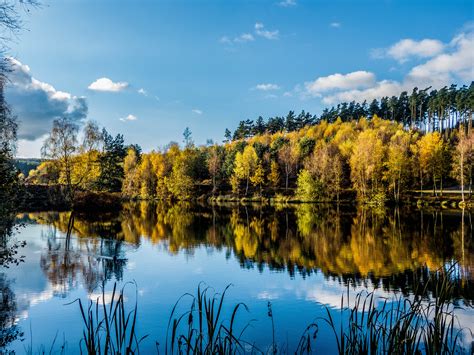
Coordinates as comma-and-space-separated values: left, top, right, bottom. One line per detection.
41, 117, 80, 202
278, 141, 298, 191
122, 147, 140, 197
452, 129, 474, 201
350, 129, 385, 202
233, 145, 258, 195
250, 162, 265, 194
207, 144, 223, 194
268, 160, 280, 191
384, 130, 413, 202
304, 141, 344, 201
416, 132, 450, 197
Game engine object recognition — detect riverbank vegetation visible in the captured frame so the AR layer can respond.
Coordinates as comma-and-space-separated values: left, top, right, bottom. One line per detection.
23, 83, 474, 208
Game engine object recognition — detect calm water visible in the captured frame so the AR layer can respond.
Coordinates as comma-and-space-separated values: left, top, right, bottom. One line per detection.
2, 202, 474, 353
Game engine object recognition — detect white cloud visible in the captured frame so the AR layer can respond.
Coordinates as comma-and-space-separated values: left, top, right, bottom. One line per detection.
283, 91, 293, 97
119, 114, 138, 122
5, 58, 88, 141
220, 33, 255, 45
235, 33, 255, 43
255, 22, 279, 40
219, 36, 232, 45
220, 23, 279, 46
278, 0, 296, 7
321, 80, 402, 104
330, 22, 341, 28
304, 28, 474, 105
88, 77, 129, 92
387, 39, 445, 63
255, 83, 280, 91
305, 71, 376, 96
406, 31, 474, 86
137, 88, 147, 96
192, 109, 203, 115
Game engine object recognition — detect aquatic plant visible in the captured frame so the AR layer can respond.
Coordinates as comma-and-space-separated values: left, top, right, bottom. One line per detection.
321, 265, 473, 354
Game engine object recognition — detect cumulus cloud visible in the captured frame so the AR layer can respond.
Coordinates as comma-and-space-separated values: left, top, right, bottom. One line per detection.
304, 71, 376, 97
321, 80, 402, 104
119, 114, 137, 122
302, 28, 474, 104
192, 109, 203, 115
384, 39, 445, 63
278, 0, 296, 7
255, 23, 279, 40
137, 88, 147, 96
406, 31, 474, 86
5, 58, 88, 141
254, 83, 280, 91
88, 77, 129, 92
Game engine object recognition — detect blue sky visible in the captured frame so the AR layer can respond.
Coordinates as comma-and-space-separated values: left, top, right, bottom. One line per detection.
8, 0, 474, 157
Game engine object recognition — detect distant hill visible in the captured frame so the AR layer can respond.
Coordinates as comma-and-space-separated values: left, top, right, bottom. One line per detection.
14, 158, 42, 177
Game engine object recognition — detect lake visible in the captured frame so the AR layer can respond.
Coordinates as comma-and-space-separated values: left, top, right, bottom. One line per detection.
2, 202, 473, 353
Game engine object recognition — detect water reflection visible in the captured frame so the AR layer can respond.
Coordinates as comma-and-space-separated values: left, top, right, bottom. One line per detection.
20, 203, 474, 301
21, 212, 127, 295
0, 273, 23, 348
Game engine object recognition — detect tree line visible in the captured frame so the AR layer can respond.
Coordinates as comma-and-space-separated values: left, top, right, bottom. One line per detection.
229, 83, 473, 140
26, 84, 474, 206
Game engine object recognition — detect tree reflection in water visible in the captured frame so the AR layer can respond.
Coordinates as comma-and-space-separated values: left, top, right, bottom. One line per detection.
0, 273, 23, 349
24, 202, 474, 301
37, 212, 127, 296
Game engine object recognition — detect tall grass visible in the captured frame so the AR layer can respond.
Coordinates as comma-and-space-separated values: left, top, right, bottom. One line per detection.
70, 267, 471, 354
71, 282, 147, 354
321, 265, 473, 354
165, 284, 318, 354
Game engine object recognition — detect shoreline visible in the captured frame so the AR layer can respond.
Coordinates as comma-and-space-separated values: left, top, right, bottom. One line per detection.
20, 184, 474, 212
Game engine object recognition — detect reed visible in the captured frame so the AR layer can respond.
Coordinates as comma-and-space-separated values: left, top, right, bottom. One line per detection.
68, 266, 471, 354
321, 265, 473, 354
165, 284, 318, 355
72, 282, 147, 354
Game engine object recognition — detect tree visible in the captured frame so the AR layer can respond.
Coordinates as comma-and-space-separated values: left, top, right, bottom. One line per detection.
350, 129, 385, 202
416, 132, 449, 197
250, 162, 264, 194
97, 129, 126, 192
138, 154, 156, 198
304, 141, 344, 201
278, 141, 298, 191
183, 127, 193, 148
384, 130, 412, 202
224, 128, 232, 143
452, 129, 474, 201
295, 169, 322, 201
268, 160, 280, 190
41, 117, 80, 202
122, 147, 140, 197
0, 80, 20, 237
234, 145, 258, 195
207, 145, 223, 194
